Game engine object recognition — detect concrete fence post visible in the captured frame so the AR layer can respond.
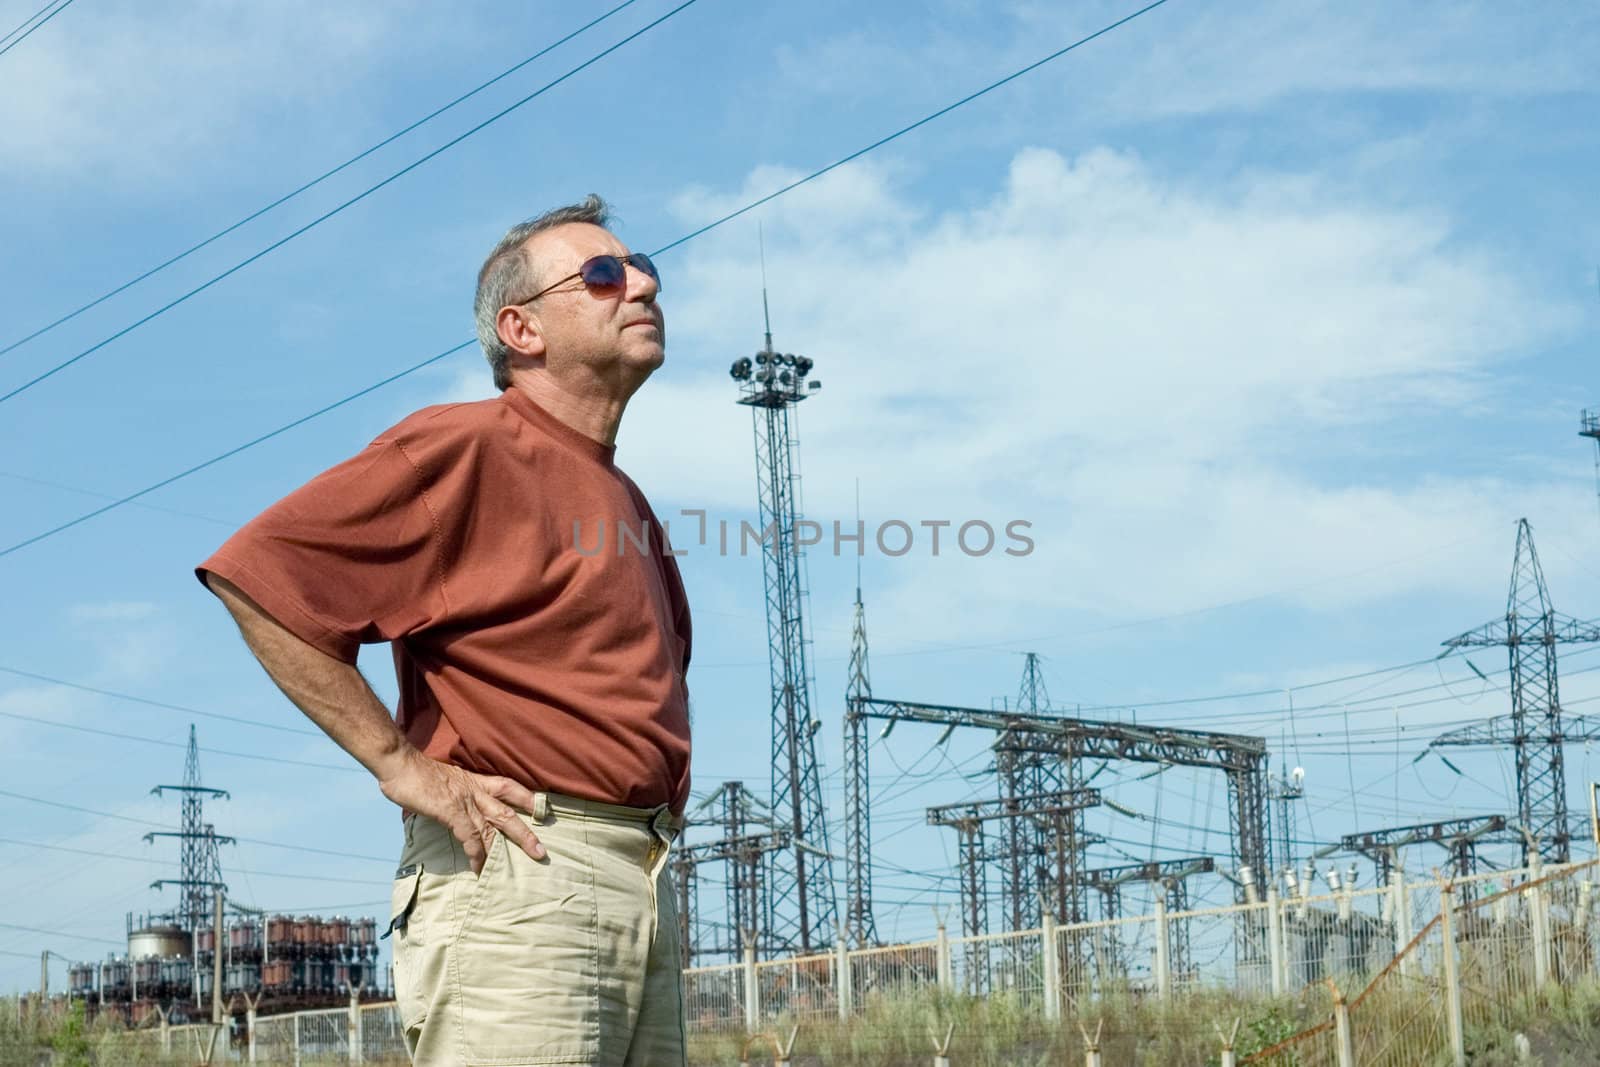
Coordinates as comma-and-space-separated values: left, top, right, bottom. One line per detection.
1041, 910, 1061, 1021
244, 992, 259, 1063
742, 938, 759, 1033
1528, 877, 1552, 989
1153, 896, 1172, 1003
1331, 983, 1355, 1067
835, 937, 851, 1022
1439, 879, 1466, 1067
348, 984, 363, 1064
1265, 887, 1284, 996
1393, 871, 1414, 977
935, 921, 953, 991
1078, 1019, 1103, 1067
292, 1010, 302, 1067
1214, 1018, 1241, 1067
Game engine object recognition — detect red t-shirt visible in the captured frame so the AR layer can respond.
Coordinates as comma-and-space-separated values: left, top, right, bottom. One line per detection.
197, 389, 692, 813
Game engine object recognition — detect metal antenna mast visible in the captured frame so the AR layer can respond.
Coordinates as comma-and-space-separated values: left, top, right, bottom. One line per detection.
1433, 519, 1600, 864
728, 259, 837, 955
145, 725, 232, 933
842, 494, 880, 946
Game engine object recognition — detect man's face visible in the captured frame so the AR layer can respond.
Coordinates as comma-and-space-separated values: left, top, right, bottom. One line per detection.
517, 223, 665, 384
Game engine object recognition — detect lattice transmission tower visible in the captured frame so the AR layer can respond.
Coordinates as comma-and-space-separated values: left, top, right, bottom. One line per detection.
144, 725, 232, 933
994, 653, 1079, 930
841, 576, 880, 946
1433, 520, 1600, 864
727, 289, 837, 956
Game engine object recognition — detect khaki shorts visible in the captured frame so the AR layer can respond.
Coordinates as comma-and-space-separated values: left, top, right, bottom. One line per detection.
388, 792, 685, 1066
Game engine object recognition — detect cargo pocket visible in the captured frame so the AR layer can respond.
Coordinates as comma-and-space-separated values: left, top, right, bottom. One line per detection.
387, 864, 426, 1031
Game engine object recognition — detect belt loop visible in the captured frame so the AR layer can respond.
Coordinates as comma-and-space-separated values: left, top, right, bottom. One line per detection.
532, 792, 550, 822
648, 804, 676, 843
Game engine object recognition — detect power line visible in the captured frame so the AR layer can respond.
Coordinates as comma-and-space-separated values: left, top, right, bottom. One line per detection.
0, 709, 359, 771
651, 0, 1174, 256
0, 664, 320, 735
0, 0, 1174, 557
0, 837, 383, 885
0, 0, 72, 60
0, 788, 392, 862
0, 0, 60, 46
0, 339, 473, 558
0, 921, 117, 947
0, 0, 642, 361
0, 0, 702, 407
0, 468, 236, 526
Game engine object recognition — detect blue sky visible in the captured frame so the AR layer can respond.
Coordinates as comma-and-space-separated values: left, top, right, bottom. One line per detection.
1, 0, 1598, 990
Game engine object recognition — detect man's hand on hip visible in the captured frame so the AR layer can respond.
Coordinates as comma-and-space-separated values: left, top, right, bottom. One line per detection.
377, 747, 546, 873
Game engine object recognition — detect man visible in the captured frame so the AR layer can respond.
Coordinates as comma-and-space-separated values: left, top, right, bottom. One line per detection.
197, 196, 692, 1066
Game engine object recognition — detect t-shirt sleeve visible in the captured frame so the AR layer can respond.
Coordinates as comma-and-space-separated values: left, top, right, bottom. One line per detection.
195, 437, 451, 663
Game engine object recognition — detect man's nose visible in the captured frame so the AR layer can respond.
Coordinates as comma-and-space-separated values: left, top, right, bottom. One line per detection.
624, 261, 659, 302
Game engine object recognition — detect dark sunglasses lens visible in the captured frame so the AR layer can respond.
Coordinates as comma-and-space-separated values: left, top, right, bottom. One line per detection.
630, 252, 660, 286
579, 255, 627, 290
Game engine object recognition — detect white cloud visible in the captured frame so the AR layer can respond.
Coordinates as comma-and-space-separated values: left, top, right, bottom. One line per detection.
617, 147, 1585, 636
0, 1, 444, 183
775, 3, 1600, 123
68, 601, 159, 623
1086, 0, 1600, 119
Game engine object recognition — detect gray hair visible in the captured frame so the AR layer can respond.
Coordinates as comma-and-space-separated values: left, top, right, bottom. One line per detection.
474, 194, 612, 390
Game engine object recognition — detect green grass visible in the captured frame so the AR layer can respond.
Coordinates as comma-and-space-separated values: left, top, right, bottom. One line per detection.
686, 987, 1328, 1067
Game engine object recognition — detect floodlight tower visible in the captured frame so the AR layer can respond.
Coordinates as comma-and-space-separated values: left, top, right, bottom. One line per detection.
145, 725, 232, 933
728, 291, 837, 956
1582, 410, 1600, 526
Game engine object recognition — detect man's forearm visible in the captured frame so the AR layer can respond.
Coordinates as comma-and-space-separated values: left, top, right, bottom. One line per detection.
204, 573, 411, 779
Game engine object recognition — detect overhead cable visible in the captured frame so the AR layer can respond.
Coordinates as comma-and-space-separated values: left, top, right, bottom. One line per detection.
0, 788, 391, 861
0, 0, 702, 406
0, 664, 320, 735
0, 0, 1175, 556
0, 0, 73, 59
656, 0, 1174, 255
0, 0, 641, 361
0, 708, 359, 771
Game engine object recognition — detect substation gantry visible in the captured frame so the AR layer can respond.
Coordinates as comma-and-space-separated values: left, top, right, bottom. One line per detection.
1083, 856, 1216, 978
671, 781, 792, 965
1339, 815, 1516, 888
925, 789, 1103, 940
846, 696, 1272, 947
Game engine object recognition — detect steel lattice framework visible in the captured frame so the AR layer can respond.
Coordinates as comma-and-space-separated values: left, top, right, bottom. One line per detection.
145, 725, 232, 933
731, 329, 837, 956
927, 788, 1103, 938
672, 780, 790, 963
854, 698, 1271, 906
841, 583, 879, 947
1433, 520, 1600, 864
1085, 856, 1214, 978
994, 654, 1070, 932
1340, 815, 1513, 887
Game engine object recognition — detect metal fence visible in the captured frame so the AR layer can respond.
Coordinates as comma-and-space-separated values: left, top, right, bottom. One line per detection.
117, 858, 1596, 1064
1244, 858, 1600, 1067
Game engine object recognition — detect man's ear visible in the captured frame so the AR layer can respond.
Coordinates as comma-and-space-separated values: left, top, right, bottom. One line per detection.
497, 304, 548, 364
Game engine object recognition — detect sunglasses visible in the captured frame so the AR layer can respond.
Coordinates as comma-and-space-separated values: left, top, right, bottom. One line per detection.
517, 253, 661, 305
